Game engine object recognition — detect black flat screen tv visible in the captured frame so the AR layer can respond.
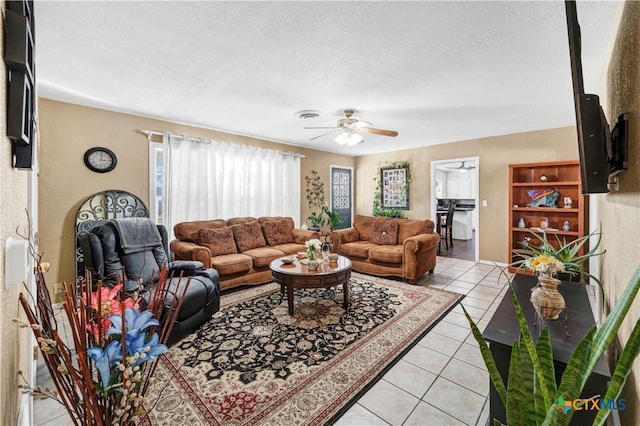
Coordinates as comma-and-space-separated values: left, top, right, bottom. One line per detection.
565, 0, 610, 194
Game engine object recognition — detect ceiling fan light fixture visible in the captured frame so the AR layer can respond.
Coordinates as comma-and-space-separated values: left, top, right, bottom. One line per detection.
334, 131, 364, 146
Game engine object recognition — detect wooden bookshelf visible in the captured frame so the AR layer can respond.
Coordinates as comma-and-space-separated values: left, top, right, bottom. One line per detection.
508, 161, 587, 273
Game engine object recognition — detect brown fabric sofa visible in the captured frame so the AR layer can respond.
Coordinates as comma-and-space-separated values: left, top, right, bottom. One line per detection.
330, 215, 439, 284
170, 217, 318, 290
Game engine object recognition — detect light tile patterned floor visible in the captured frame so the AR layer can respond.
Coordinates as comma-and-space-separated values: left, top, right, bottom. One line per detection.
33, 257, 512, 426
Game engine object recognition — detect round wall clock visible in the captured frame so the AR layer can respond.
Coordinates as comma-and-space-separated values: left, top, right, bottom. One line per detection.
83, 147, 117, 173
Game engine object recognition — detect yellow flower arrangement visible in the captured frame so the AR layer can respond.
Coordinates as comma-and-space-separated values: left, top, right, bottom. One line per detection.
524, 254, 565, 276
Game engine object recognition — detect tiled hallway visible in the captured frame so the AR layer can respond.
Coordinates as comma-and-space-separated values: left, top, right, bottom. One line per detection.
34, 258, 514, 425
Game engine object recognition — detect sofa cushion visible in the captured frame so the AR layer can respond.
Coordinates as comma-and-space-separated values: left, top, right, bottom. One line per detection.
370, 220, 399, 245
271, 242, 307, 255
369, 245, 403, 264
199, 227, 238, 256
261, 220, 294, 246
174, 219, 227, 243
397, 219, 432, 243
243, 246, 287, 268
232, 221, 267, 252
353, 214, 391, 241
210, 253, 253, 276
340, 241, 378, 259
227, 217, 258, 226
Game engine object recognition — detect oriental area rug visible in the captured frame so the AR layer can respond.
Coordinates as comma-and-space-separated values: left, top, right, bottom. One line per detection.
140, 273, 463, 425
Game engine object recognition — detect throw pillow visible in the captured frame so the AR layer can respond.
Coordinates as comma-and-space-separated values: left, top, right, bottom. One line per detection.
370, 220, 399, 245
232, 221, 267, 252
199, 227, 238, 256
261, 220, 294, 246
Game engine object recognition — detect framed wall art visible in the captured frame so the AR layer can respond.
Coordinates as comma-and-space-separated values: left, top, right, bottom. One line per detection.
380, 164, 410, 210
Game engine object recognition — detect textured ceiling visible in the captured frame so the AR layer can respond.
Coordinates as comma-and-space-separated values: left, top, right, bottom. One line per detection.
35, 1, 620, 156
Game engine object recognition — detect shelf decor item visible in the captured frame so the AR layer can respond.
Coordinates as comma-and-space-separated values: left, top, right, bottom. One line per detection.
527, 188, 559, 208
540, 217, 549, 229
518, 218, 526, 228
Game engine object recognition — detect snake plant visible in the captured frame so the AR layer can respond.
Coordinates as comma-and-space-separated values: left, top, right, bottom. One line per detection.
463, 266, 640, 426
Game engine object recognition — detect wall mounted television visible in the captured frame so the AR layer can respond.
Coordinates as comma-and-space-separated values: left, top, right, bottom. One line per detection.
565, 1, 628, 194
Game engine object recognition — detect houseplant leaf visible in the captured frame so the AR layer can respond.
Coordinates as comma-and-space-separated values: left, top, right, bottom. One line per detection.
461, 305, 507, 404
506, 341, 527, 426
547, 266, 640, 425
592, 318, 640, 426
534, 327, 556, 424
506, 281, 553, 408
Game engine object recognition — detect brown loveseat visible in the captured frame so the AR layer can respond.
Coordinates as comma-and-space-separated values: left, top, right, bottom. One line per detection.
330, 215, 439, 284
170, 217, 318, 290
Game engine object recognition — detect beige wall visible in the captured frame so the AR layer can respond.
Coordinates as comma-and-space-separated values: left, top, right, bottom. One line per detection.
355, 127, 579, 263
600, 2, 640, 423
0, 4, 32, 422
38, 99, 354, 285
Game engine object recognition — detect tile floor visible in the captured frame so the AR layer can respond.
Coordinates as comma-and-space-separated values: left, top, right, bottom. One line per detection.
33, 257, 597, 425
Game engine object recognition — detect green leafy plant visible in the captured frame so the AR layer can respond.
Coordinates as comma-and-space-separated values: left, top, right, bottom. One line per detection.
512, 229, 605, 289
307, 211, 326, 229
322, 206, 342, 231
463, 267, 640, 426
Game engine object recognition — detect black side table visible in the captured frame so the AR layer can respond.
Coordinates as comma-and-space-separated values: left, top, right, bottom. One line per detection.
483, 274, 610, 425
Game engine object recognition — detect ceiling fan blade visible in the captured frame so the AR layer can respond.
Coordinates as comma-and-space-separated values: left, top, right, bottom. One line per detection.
359, 127, 398, 137
309, 129, 341, 141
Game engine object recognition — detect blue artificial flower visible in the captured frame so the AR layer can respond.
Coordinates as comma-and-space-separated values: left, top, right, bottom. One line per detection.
87, 340, 122, 388
127, 332, 168, 366
107, 309, 159, 339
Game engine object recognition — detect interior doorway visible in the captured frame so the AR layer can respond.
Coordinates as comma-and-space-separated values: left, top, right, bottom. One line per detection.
430, 157, 480, 263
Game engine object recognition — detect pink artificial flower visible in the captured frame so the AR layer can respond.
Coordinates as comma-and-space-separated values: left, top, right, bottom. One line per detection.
82, 283, 139, 341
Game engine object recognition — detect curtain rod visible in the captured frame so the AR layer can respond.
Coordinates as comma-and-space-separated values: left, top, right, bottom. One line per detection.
139, 129, 305, 158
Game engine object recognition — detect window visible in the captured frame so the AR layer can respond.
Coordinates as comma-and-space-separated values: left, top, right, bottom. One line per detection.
148, 142, 163, 224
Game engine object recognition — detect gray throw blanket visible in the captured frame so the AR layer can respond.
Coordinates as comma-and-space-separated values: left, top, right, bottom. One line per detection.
107, 218, 163, 254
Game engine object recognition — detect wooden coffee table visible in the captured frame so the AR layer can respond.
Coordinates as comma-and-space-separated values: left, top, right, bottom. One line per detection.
269, 255, 352, 315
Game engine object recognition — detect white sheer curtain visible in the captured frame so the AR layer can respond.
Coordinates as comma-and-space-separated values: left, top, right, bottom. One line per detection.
162, 132, 301, 238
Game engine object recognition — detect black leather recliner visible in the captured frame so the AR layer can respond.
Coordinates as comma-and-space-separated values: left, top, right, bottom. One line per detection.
79, 218, 221, 345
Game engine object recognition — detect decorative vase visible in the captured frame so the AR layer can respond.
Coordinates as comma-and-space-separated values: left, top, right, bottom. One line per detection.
518, 218, 526, 228
308, 259, 319, 271
530, 274, 566, 320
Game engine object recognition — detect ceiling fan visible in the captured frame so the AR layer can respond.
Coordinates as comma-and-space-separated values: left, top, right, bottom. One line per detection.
446, 161, 476, 172
304, 109, 398, 146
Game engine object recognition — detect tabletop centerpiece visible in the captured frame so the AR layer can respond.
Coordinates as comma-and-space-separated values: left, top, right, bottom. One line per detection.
305, 238, 322, 271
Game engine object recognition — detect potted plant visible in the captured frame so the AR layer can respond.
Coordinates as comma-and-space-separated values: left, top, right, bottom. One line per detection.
462, 266, 640, 426
512, 229, 606, 289
322, 206, 342, 232
307, 211, 325, 232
